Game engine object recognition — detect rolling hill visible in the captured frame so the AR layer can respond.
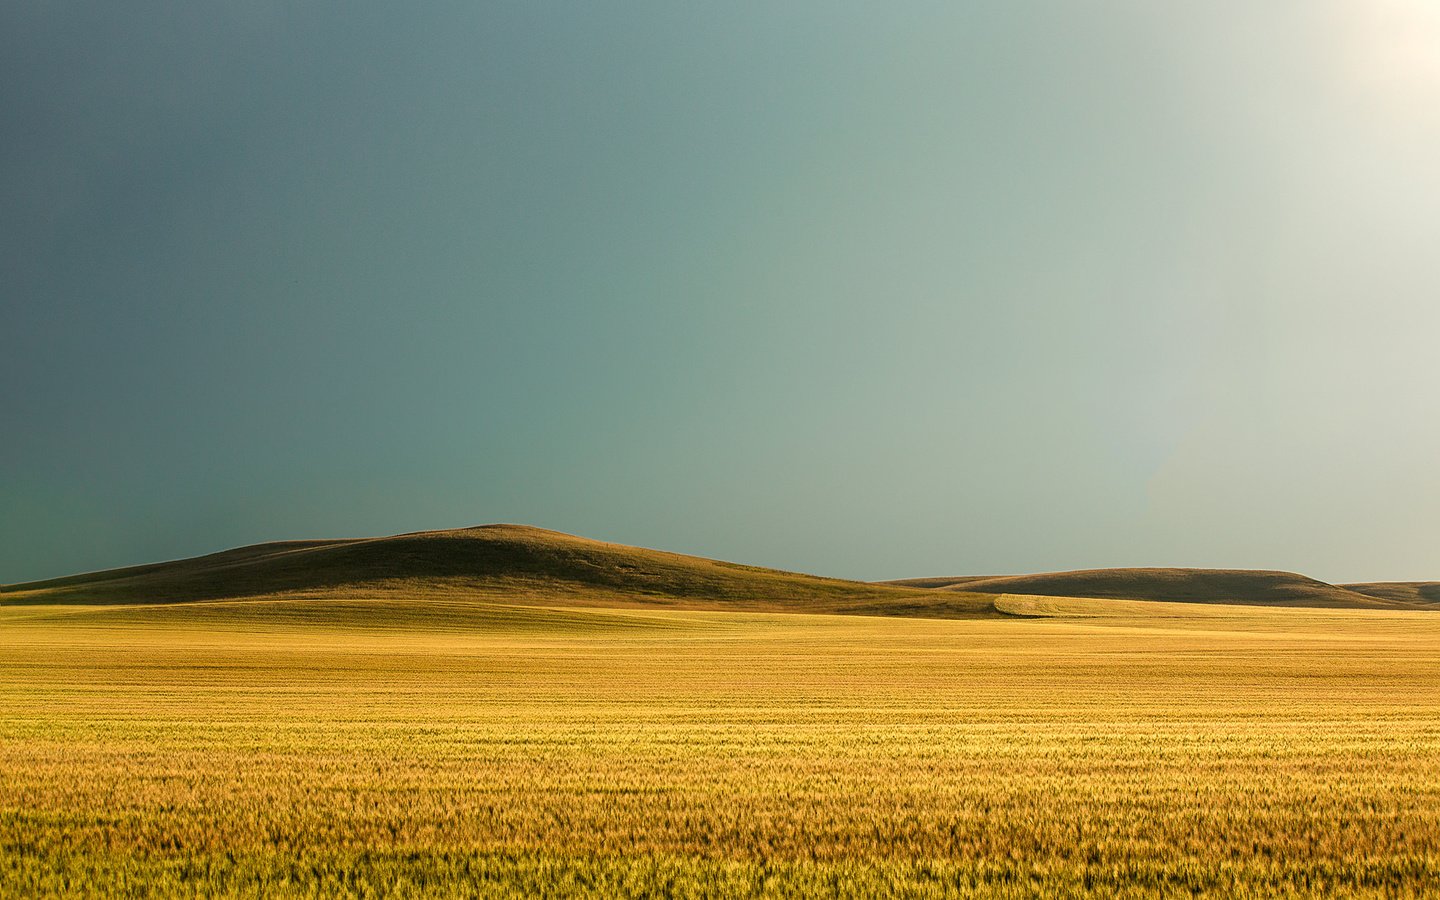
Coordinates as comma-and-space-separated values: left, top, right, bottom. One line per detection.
7, 526, 1432, 619
0, 524, 995, 619
1342, 582, 1440, 608
884, 567, 1413, 609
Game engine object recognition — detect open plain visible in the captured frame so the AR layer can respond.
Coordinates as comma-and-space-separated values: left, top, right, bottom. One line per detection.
12, 1, 1440, 894
4, 543, 1440, 897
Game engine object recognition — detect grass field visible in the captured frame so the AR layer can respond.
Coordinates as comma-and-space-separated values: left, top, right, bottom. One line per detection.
4, 596, 1440, 898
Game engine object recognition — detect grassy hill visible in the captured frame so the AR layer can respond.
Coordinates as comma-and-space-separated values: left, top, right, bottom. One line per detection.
884, 567, 1407, 609
0, 524, 994, 619
1343, 582, 1440, 608
7, 526, 1432, 619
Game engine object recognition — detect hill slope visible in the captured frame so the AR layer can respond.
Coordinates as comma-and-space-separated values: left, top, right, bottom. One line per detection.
884, 568, 1403, 609
1342, 582, 1440, 608
0, 524, 994, 619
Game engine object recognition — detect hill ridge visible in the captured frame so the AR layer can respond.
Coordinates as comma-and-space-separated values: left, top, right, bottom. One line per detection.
7, 527, 1430, 615
0, 524, 994, 619
884, 566, 1415, 609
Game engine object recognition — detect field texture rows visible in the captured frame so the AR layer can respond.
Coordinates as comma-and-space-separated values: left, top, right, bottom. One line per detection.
3, 601, 1439, 897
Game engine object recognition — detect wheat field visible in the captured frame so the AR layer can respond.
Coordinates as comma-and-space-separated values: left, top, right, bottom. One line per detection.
3, 598, 1439, 897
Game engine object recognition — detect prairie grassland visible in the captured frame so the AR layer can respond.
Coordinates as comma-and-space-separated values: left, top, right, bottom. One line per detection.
2, 599, 1439, 897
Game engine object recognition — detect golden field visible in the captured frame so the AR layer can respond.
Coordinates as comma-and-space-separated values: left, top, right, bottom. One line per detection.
3, 596, 1439, 898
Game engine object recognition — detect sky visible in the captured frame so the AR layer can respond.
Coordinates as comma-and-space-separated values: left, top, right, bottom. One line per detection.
4, 1, 1439, 585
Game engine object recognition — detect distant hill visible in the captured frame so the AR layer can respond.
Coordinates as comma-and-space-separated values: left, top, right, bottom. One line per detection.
0, 524, 994, 619
1342, 582, 1440, 608
883, 568, 1409, 609
886, 576, 1000, 590
7, 527, 1431, 619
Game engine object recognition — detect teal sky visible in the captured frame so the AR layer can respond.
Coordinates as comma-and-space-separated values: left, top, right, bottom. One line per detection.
4, 2, 1439, 584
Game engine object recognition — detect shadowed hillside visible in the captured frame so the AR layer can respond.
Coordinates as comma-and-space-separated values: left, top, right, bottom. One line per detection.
0, 525, 994, 619
1343, 582, 1440, 608
884, 568, 1408, 609
886, 576, 999, 590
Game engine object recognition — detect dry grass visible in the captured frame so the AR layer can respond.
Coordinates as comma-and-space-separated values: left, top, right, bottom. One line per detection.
0, 525, 994, 620
887, 569, 1404, 609
3, 597, 1440, 897
1343, 582, 1440, 608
